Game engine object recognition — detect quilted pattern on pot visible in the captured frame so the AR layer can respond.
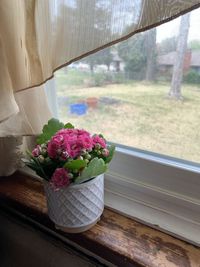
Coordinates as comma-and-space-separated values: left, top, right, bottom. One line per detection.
44, 174, 104, 227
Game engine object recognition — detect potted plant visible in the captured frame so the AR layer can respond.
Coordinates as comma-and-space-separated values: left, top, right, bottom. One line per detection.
24, 118, 115, 233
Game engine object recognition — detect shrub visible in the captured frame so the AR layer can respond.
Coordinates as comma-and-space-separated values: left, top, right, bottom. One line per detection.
93, 72, 107, 87
113, 72, 125, 84
184, 70, 200, 84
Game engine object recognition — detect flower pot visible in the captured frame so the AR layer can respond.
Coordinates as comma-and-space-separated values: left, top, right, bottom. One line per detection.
43, 174, 104, 233
86, 97, 98, 108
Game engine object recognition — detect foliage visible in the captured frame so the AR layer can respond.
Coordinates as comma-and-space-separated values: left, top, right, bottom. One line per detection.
83, 54, 99, 72
91, 72, 124, 87
36, 118, 65, 144
93, 72, 107, 86
37, 118, 74, 144
118, 33, 147, 80
98, 48, 113, 70
158, 37, 177, 55
188, 40, 200, 51
184, 70, 200, 84
24, 119, 115, 190
75, 158, 107, 184
112, 72, 125, 84
83, 48, 113, 72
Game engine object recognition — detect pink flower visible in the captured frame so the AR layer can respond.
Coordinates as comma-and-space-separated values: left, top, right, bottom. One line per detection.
50, 168, 70, 190
47, 135, 64, 159
92, 135, 106, 148
32, 145, 41, 157
47, 129, 94, 159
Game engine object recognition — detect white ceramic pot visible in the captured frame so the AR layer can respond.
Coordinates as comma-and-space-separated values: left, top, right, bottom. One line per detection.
43, 174, 104, 233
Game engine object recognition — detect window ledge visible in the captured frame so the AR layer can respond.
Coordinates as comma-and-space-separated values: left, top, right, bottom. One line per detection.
0, 171, 199, 267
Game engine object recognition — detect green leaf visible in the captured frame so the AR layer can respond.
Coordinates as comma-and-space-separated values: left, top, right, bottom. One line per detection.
99, 133, 105, 139
105, 145, 115, 163
64, 159, 86, 170
36, 118, 64, 144
64, 123, 74, 129
75, 157, 107, 184
25, 150, 48, 179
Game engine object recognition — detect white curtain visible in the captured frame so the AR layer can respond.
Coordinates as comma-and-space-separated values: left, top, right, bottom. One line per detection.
0, 0, 200, 136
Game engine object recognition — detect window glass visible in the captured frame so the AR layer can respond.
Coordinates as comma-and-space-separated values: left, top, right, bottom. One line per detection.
54, 9, 200, 163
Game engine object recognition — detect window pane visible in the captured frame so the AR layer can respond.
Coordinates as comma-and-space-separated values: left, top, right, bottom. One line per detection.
54, 8, 200, 163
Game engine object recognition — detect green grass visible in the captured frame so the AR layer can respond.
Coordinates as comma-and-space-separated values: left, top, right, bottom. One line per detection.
55, 69, 200, 163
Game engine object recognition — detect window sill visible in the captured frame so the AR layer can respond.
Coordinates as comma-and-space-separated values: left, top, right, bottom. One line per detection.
0, 171, 199, 267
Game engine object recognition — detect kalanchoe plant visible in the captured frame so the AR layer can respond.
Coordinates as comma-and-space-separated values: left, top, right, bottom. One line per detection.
24, 118, 115, 190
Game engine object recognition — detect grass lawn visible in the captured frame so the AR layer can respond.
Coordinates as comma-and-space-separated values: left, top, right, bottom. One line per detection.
55, 69, 200, 163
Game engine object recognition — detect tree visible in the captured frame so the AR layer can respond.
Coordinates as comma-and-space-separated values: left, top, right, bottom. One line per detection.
84, 47, 113, 72
168, 13, 190, 100
84, 53, 99, 73
98, 47, 113, 71
189, 40, 200, 51
57, 1, 112, 73
118, 33, 147, 80
77, 1, 112, 73
158, 37, 177, 55
145, 28, 157, 81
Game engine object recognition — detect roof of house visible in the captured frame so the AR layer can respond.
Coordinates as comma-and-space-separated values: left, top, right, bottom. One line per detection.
158, 51, 200, 67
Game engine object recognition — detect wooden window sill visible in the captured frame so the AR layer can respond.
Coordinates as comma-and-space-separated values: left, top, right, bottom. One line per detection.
0, 171, 199, 267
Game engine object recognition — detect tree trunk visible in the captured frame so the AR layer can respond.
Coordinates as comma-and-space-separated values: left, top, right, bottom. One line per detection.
145, 28, 157, 81
168, 13, 190, 100
90, 64, 94, 73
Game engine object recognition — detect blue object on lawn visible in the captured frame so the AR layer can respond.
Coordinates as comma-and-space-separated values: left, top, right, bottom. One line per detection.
70, 103, 88, 115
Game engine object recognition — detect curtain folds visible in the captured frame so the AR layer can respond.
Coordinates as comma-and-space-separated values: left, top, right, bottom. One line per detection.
0, 0, 200, 136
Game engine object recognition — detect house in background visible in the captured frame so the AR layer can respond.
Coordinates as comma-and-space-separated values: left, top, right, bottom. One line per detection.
157, 50, 200, 76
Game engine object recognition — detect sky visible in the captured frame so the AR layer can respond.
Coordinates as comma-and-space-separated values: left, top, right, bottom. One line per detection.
157, 8, 200, 43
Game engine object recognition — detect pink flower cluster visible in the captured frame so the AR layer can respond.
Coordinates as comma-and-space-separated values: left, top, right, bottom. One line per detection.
50, 168, 70, 190
92, 135, 106, 148
31, 128, 109, 190
47, 129, 106, 160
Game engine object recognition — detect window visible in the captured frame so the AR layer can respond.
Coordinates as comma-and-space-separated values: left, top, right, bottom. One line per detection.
45, 9, 200, 245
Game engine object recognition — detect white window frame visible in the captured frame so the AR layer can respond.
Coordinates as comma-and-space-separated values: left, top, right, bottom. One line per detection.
43, 79, 200, 246
105, 145, 200, 246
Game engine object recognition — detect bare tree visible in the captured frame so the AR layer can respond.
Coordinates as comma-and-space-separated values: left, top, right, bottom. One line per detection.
168, 13, 190, 100
145, 28, 157, 81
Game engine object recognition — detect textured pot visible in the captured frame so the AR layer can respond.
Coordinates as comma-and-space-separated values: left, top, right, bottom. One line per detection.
43, 174, 104, 233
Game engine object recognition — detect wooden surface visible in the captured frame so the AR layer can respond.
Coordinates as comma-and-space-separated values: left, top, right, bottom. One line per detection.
0, 172, 199, 267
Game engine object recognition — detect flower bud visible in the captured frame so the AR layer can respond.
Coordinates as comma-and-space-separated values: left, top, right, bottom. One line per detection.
41, 143, 47, 149
84, 159, 89, 164
77, 156, 84, 160
38, 155, 45, 163
85, 153, 91, 160
95, 143, 101, 150
68, 173, 74, 179
41, 148, 47, 156
81, 149, 87, 155
32, 145, 41, 157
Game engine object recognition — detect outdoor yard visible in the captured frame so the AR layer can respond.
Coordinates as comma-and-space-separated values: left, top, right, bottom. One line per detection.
55, 69, 200, 163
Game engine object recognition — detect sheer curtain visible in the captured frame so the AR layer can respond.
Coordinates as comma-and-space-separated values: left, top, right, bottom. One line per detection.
0, 0, 199, 174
